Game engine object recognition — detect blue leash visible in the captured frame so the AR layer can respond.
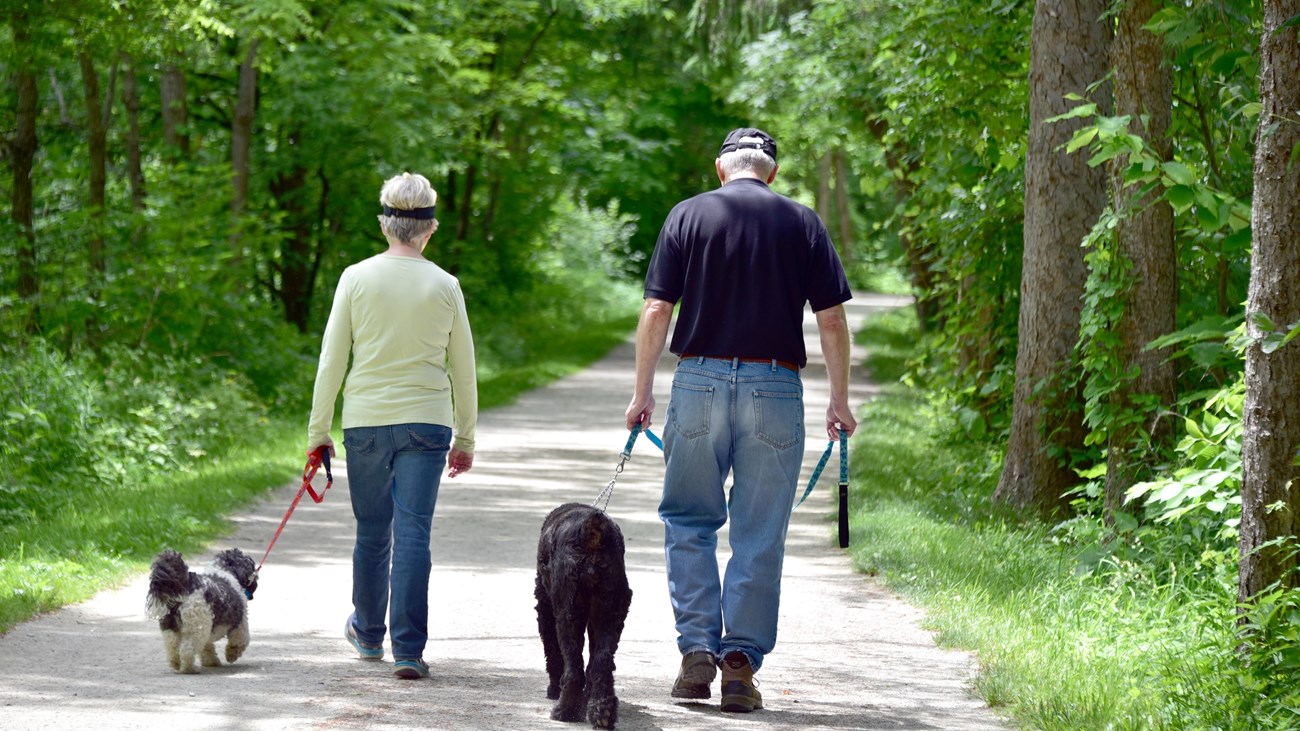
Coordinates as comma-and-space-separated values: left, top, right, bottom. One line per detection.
594, 423, 663, 511
620, 422, 663, 457
795, 429, 851, 548
606, 424, 851, 548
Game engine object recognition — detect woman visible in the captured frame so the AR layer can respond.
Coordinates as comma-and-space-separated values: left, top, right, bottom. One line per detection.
307, 172, 477, 680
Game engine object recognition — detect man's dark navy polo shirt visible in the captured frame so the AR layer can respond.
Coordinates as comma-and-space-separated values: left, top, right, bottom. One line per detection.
644, 177, 852, 368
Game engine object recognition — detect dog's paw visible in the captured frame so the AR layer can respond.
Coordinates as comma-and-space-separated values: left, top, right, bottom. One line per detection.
201, 647, 222, 667
225, 645, 245, 664
546, 682, 560, 700
550, 703, 584, 723
587, 695, 618, 729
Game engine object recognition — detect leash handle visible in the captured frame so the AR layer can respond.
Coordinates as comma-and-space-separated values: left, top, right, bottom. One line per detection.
259, 446, 333, 571
794, 429, 851, 549
302, 446, 333, 503
838, 429, 850, 549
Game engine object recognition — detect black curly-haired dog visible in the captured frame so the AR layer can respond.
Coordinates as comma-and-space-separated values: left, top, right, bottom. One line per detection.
535, 503, 632, 729
145, 548, 258, 674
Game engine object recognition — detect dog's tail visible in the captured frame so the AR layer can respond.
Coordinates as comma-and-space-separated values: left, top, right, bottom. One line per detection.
146, 549, 193, 619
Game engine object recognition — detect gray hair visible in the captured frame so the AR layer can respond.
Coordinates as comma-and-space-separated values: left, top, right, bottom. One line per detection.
377, 172, 439, 244
719, 149, 776, 179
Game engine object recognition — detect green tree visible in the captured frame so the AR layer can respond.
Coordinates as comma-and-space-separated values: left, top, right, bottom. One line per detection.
1100, 0, 1178, 526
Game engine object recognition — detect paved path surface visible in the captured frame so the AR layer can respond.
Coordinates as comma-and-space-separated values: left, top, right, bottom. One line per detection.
0, 293, 1009, 731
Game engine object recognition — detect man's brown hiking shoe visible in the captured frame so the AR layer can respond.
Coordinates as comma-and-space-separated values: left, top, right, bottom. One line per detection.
720, 651, 762, 713
671, 651, 717, 699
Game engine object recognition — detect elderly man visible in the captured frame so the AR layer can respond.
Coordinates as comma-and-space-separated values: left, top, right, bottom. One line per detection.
625, 127, 855, 713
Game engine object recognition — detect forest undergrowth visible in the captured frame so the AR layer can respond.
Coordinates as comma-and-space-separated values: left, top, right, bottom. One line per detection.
850, 308, 1300, 731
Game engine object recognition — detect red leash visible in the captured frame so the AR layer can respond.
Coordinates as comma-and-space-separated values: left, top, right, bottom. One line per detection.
257, 446, 333, 572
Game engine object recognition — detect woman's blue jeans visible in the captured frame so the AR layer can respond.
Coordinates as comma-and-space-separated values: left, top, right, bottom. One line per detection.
343, 423, 451, 661
659, 357, 804, 672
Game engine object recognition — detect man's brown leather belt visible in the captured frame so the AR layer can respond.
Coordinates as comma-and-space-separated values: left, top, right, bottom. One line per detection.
680, 353, 800, 372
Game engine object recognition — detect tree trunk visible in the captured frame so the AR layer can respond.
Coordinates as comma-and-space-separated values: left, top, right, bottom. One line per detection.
866, 117, 937, 332
48, 68, 70, 125
160, 63, 190, 159
1102, 0, 1178, 526
817, 151, 832, 224
833, 149, 854, 261
443, 169, 459, 274
995, 0, 1111, 517
230, 39, 261, 264
270, 133, 313, 332
11, 6, 40, 307
1239, 0, 1300, 603
79, 50, 108, 277
121, 53, 146, 212
456, 162, 478, 242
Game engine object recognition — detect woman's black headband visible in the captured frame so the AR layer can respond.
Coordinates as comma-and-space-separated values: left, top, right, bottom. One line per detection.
382, 204, 436, 220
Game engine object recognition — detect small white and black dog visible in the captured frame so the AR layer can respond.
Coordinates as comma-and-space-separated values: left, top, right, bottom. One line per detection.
145, 548, 258, 674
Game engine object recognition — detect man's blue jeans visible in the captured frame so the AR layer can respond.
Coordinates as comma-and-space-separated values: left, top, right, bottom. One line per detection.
660, 357, 804, 672
343, 423, 451, 661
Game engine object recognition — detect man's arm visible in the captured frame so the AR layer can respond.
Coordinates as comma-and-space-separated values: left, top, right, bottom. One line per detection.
816, 303, 857, 438
626, 297, 675, 430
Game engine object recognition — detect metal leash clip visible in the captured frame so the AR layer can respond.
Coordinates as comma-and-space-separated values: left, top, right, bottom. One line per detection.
593, 423, 662, 512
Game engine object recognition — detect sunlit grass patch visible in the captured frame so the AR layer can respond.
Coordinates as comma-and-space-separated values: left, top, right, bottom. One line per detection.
847, 308, 1292, 731
0, 422, 300, 631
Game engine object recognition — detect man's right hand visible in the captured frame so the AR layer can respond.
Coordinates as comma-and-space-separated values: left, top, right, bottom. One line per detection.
626, 395, 655, 431
826, 400, 857, 439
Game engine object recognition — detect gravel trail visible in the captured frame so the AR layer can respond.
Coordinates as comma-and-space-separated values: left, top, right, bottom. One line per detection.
0, 293, 1008, 731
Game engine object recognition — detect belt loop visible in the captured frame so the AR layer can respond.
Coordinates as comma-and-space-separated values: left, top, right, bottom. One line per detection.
730, 357, 739, 373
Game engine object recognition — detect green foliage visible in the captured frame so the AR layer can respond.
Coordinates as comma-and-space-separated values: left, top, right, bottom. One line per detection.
466, 198, 643, 408
0, 420, 302, 631
1075, 205, 1138, 449
1127, 381, 1244, 542
0, 339, 270, 526
851, 307, 1300, 730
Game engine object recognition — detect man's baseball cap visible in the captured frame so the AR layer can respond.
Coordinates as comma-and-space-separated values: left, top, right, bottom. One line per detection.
719, 127, 777, 162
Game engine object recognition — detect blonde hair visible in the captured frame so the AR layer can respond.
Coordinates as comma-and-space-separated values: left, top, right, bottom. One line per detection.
378, 172, 439, 244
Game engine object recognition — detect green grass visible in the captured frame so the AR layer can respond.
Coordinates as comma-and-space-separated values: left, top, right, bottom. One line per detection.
847, 310, 1297, 731
0, 306, 639, 633
477, 312, 639, 410
855, 306, 917, 385
0, 420, 302, 630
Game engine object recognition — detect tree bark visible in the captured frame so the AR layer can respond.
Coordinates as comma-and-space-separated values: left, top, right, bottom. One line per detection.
995, 0, 1111, 517
866, 117, 937, 332
833, 149, 854, 261
79, 50, 108, 277
1239, 0, 1300, 603
230, 38, 261, 264
120, 53, 146, 212
270, 132, 313, 332
11, 6, 40, 306
817, 151, 832, 224
161, 63, 190, 159
1103, 0, 1178, 526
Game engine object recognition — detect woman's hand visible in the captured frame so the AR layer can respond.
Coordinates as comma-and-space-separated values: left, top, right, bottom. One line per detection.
309, 436, 335, 457
447, 448, 473, 478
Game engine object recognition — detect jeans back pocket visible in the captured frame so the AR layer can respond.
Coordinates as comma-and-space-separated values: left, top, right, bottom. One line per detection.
668, 382, 714, 439
753, 390, 803, 449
